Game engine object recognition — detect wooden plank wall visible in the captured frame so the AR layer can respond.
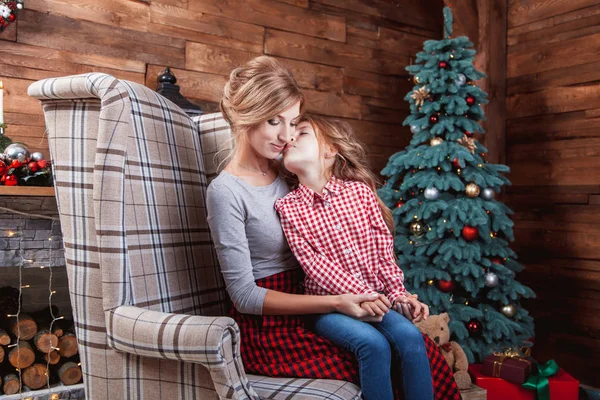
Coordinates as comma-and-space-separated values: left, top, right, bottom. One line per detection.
505, 0, 600, 387
0, 0, 443, 175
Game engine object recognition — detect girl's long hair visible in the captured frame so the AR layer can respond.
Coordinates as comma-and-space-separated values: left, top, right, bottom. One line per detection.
297, 114, 395, 234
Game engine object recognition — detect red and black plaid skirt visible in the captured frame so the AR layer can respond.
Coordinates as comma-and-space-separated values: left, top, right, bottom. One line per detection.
230, 269, 461, 400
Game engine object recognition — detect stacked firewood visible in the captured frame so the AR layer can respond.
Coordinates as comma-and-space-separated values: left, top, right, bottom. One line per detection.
0, 287, 82, 394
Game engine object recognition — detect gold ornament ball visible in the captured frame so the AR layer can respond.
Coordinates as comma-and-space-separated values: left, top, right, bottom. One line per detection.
430, 137, 444, 146
501, 304, 516, 318
427, 279, 435, 285
465, 183, 481, 198
410, 221, 425, 236
413, 76, 420, 84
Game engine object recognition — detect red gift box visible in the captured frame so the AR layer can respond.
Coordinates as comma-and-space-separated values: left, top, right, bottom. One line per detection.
469, 364, 579, 400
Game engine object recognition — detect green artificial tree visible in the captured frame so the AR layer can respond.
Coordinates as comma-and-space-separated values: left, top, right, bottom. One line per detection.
378, 6, 535, 363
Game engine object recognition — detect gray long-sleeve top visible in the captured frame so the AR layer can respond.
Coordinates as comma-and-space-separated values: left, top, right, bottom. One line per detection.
206, 171, 300, 315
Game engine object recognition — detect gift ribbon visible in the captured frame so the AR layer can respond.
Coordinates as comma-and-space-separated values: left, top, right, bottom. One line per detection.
491, 347, 532, 377
522, 360, 559, 400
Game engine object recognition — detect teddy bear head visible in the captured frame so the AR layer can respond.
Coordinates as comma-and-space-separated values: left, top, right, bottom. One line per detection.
415, 312, 451, 346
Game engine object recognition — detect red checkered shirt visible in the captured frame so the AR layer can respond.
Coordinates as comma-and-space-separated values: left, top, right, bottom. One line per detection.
274, 176, 406, 304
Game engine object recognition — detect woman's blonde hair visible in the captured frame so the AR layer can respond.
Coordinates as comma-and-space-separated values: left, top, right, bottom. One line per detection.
297, 114, 395, 234
219, 56, 304, 165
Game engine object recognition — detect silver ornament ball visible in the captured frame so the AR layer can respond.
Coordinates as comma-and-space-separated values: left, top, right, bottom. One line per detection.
501, 304, 516, 318
4, 143, 30, 161
410, 125, 421, 134
484, 272, 499, 287
482, 188, 496, 200
424, 187, 440, 200
455, 74, 467, 86
31, 152, 44, 161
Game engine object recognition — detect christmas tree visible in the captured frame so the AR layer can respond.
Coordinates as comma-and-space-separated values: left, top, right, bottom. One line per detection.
378, 6, 535, 363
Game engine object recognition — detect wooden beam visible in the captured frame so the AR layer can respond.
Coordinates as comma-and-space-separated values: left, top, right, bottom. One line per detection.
444, 0, 507, 165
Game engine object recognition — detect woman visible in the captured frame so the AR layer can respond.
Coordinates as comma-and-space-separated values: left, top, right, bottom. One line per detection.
205, 55, 460, 399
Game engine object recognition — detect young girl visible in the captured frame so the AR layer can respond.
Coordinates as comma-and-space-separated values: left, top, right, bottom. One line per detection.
275, 114, 433, 400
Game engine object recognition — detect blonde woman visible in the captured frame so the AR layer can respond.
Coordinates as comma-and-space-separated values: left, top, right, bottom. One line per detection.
205, 56, 460, 400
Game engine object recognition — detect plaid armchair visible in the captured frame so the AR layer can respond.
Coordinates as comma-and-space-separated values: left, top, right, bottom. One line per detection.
28, 73, 361, 400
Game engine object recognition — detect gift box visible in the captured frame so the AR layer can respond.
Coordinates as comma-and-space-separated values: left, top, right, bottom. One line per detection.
469, 364, 579, 400
482, 352, 533, 384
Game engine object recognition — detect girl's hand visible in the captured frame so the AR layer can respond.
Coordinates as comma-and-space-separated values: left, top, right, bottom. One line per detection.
360, 294, 392, 318
393, 294, 430, 323
334, 293, 382, 319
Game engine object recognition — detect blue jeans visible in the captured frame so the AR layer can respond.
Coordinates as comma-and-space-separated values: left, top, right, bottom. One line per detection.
313, 310, 433, 400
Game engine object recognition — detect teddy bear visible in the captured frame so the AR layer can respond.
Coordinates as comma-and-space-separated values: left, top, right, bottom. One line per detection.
415, 312, 472, 390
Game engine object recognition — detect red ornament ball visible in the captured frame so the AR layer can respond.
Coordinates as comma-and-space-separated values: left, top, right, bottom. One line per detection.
465, 131, 473, 137
28, 162, 39, 172
452, 158, 461, 169
462, 225, 479, 241
37, 159, 49, 169
8, 14, 16, 23
436, 279, 455, 293
396, 201, 404, 208
429, 115, 438, 124
466, 96, 475, 106
10, 160, 22, 169
467, 320, 483, 336
491, 257, 503, 264
0, 161, 6, 175
439, 61, 448, 69
4, 174, 18, 186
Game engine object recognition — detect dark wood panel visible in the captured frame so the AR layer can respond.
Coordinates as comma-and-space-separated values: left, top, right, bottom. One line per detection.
264, 28, 409, 75
506, 84, 600, 118
507, 31, 600, 78
18, 11, 186, 68
186, 42, 259, 76
188, 0, 346, 42
311, 0, 439, 29
508, 0, 599, 28
508, 61, 600, 95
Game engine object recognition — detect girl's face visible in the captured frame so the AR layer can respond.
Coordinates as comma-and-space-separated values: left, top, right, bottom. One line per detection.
283, 120, 323, 174
245, 101, 301, 160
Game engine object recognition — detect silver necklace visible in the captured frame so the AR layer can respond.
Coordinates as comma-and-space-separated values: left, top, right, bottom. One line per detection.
238, 162, 269, 176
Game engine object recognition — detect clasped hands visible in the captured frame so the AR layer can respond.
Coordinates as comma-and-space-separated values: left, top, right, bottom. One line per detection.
360, 292, 429, 323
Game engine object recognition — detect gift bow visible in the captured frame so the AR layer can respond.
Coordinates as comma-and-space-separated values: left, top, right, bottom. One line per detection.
522, 360, 559, 400
490, 347, 532, 377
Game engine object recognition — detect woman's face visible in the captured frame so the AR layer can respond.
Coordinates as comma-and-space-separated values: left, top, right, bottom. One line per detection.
246, 101, 301, 160
283, 120, 322, 174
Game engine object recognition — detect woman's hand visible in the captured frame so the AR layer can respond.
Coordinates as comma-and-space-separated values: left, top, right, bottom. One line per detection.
393, 293, 430, 323
334, 293, 388, 320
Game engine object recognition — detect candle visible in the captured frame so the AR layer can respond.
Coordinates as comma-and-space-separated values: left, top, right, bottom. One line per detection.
0, 80, 3, 125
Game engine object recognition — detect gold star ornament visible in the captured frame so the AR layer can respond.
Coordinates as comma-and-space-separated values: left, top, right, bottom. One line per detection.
458, 134, 477, 154
411, 87, 430, 107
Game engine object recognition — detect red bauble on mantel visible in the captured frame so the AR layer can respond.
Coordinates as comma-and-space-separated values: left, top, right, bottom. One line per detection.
4, 174, 17, 186
466, 96, 475, 106
462, 225, 479, 241
436, 279, 455, 293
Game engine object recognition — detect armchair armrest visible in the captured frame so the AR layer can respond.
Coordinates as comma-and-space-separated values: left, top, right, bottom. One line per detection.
107, 305, 259, 400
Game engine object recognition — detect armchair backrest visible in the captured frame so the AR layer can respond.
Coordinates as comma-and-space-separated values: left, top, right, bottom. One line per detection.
28, 73, 228, 323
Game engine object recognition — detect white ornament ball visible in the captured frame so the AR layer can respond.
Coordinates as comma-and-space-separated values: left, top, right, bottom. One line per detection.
17, 3, 23, 9
482, 188, 496, 200
430, 137, 444, 146
424, 187, 440, 200
31, 152, 44, 161
455, 74, 467, 86
484, 272, 499, 287
410, 125, 421, 134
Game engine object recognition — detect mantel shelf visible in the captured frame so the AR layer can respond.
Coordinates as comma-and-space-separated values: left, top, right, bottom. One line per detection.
0, 186, 56, 196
